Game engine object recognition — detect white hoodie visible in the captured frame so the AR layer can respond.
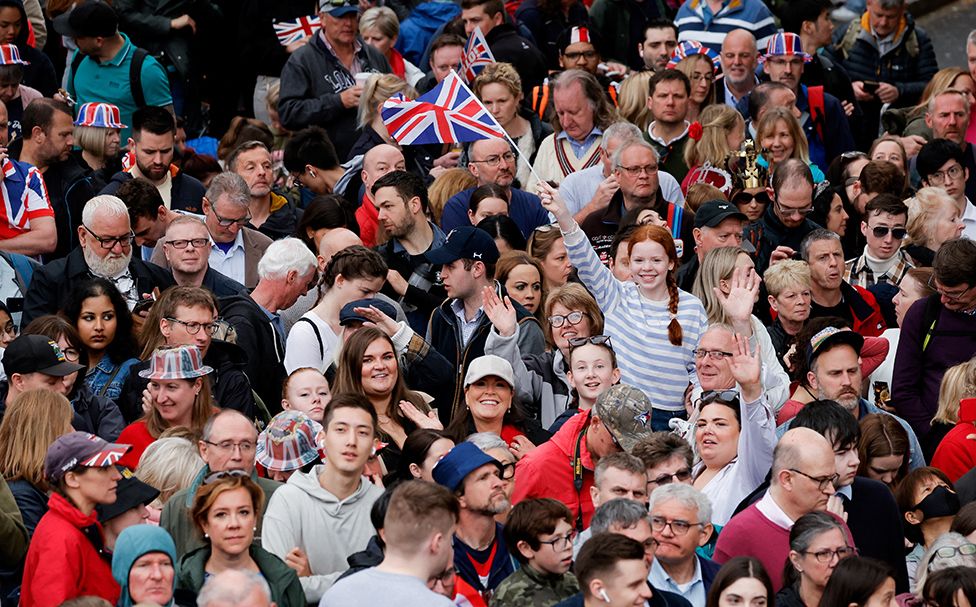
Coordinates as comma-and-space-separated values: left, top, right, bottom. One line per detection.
262, 465, 383, 603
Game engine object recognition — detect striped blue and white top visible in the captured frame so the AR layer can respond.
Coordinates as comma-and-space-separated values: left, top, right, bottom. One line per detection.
674, 0, 778, 53
564, 225, 708, 412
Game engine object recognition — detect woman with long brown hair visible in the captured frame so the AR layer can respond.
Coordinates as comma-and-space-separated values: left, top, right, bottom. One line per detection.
0, 389, 74, 535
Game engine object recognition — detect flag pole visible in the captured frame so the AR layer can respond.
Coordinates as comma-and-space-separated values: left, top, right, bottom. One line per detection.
452, 70, 547, 188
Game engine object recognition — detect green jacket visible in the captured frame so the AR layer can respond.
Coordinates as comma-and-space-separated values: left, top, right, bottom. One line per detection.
489, 564, 579, 607
160, 466, 281, 558
176, 544, 306, 607
0, 476, 27, 567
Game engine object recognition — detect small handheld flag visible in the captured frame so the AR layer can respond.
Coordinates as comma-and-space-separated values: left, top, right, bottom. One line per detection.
274, 16, 321, 47
459, 26, 495, 83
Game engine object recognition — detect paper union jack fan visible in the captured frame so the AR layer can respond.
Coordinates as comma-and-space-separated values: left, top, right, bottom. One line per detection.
274, 15, 322, 47
0, 44, 28, 65
459, 26, 495, 83
381, 71, 505, 146
73, 102, 127, 129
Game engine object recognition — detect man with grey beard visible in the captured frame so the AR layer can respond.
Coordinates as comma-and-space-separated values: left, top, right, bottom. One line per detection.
21, 194, 174, 326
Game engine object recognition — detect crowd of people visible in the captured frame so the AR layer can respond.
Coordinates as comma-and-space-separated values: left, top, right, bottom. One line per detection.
0, 0, 975, 605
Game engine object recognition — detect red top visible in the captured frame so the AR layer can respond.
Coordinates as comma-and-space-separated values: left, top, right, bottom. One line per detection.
931, 398, 976, 482
388, 48, 406, 80
355, 193, 379, 248
116, 420, 156, 470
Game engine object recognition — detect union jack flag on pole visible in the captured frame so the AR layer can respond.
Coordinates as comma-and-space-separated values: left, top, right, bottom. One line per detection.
274, 16, 321, 47
459, 26, 495, 83
381, 70, 506, 146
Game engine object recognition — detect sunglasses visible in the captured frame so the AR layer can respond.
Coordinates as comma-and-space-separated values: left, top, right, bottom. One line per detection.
868, 225, 907, 240
203, 469, 249, 485
568, 335, 613, 350
732, 191, 771, 207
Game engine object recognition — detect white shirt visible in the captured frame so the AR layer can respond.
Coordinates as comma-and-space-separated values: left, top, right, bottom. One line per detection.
285, 311, 340, 374
755, 489, 794, 530
962, 197, 976, 241
208, 229, 246, 286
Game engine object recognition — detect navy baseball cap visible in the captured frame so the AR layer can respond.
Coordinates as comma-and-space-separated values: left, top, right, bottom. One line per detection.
339, 298, 399, 326
425, 226, 500, 266
432, 442, 501, 492
319, 0, 359, 17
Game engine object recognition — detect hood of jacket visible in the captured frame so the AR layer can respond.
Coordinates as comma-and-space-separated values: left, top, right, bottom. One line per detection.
0, 0, 28, 46
286, 465, 377, 514
112, 525, 177, 607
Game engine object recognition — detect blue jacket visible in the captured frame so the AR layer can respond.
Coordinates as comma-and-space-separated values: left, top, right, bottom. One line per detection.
441, 187, 551, 238
395, 1, 460, 66
795, 84, 856, 168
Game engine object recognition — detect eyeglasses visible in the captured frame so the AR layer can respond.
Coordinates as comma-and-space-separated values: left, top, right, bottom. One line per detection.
203, 440, 257, 454
306, 271, 321, 293
933, 543, 976, 560
499, 461, 515, 480
789, 468, 839, 491
868, 225, 907, 240
568, 335, 613, 350
538, 530, 577, 551
649, 468, 692, 486
691, 72, 715, 82
563, 50, 598, 60
617, 164, 659, 177
61, 347, 81, 363
165, 238, 211, 249
430, 566, 457, 586
928, 276, 974, 303
693, 348, 733, 360
775, 200, 814, 218
802, 546, 857, 563
469, 152, 515, 167
203, 469, 249, 484
732, 191, 771, 207
549, 311, 585, 328
649, 516, 704, 536
83, 224, 134, 250
926, 164, 964, 186
209, 206, 252, 227
166, 317, 220, 336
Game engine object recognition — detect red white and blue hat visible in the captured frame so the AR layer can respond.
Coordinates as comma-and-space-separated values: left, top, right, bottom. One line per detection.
73, 102, 126, 129
569, 26, 591, 45
666, 40, 720, 72
45, 431, 132, 482
138, 345, 213, 381
256, 411, 323, 472
763, 33, 812, 63
0, 44, 28, 66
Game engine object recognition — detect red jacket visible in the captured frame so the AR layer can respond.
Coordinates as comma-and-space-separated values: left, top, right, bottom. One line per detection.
355, 194, 379, 248
116, 420, 155, 470
21, 493, 120, 607
931, 398, 976, 482
512, 410, 596, 529
847, 283, 886, 338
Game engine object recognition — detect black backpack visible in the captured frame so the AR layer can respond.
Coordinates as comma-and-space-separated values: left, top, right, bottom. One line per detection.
68, 47, 149, 108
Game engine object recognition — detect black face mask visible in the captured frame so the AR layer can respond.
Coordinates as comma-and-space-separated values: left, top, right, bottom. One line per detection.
914, 485, 961, 520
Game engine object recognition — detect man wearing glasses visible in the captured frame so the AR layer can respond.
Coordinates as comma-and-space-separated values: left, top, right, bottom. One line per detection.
440, 137, 550, 237
893, 238, 976, 438
921, 90, 976, 204
22, 195, 174, 327
746, 159, 821, 275
917, 139, 976, 241
714, 427, 848, 591
159, 216, 246, 298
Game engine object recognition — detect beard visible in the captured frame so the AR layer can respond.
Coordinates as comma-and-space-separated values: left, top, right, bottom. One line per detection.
84, 245, 132, 279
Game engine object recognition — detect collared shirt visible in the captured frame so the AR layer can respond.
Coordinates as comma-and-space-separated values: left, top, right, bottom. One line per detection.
755, 489, 794, 530
647, 121, 691, 148
209, 229, 246, 285
556, 126, 604, 160
843, 248, 914, 288
649, 557, 706, 607
260, 303, 285, 342
320, 31, 363, 75
0, 158, 53, 240
451, 297, 484, 347
870, 25, 898, 56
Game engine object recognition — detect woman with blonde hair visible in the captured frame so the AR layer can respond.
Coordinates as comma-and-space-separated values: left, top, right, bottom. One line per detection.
135, 437, 205, 524
428, 168, 478, 224
72, 102, 124, 190
0, 389, 74, 535
528, 225, 572, 291
617, 71, 654, 132
672, 51, 718, 122
681, 104, 745, 194
473, 63, 553, 187
756, 106, 825, 182
930, 359, 976, 480
904, 187, 966, 266
359, 7, 422, 86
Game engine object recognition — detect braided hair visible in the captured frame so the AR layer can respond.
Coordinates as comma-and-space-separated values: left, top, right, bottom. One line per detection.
626, 225, 683, 346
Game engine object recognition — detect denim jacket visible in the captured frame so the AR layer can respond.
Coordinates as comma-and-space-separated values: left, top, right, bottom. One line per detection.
84, 355, 139, 402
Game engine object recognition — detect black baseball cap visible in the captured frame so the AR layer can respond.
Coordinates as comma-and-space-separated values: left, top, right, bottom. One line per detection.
97, 471, 160, 522
53, 1, 119, 39
426, 226, 500, 265
694, 199, 748, 228
339, 298, 399, 326
3, 335, 84, 378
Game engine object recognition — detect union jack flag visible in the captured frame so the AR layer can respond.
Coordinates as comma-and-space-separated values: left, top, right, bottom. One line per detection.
274, 15, 321, 47
459, 26, 494, 83
381, 71, 506, 146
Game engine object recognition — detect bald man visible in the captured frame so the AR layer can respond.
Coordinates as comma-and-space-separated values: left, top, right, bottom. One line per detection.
716, 30, 760, 106
713, 428, 854, 591
357, 144, 406, 247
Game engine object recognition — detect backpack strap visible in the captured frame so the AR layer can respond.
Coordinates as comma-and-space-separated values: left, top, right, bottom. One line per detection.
97, 364, 125, 398
68, 51, 85, 98
297, 317, 325, 360
808, 85, 826, 143
921, 294, 941, 352
129, 48, 149, 109
530, 80, 549, 119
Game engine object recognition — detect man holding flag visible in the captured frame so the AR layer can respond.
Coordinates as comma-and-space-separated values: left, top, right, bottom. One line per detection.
459, 0, 547, 97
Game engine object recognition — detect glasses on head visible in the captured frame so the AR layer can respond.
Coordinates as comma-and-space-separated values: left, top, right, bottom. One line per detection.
732, 191, 771, 207
789, 468, 839, 491
934, 543, 976, 560
165, 238, 211, 249
563, 50, 598, 61
868, 225, 907, 240
568, 335, 613, 350
926, 164, 964, 186
203, 440, 257, 454
210, 206, 252, 227
693, 348, 733, 360
649, 468, 692, 486
928, 275, 973, 303
470, 152, 515, 167
775, 200, 814, 218
534, 223, 558, 233
538, 530, 577, 551
61, 346, 81, 363
499, 461, 516, 480
548, 311, 585, 328
802, 546, 857, 563
83, 224, 134, 250
166, 317, 219, 336
617, 164, 659, 178
649, 516, 704, 536
203, 469, 250, 484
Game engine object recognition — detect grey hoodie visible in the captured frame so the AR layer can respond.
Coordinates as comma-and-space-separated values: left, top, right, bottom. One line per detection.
261, 465, 383, 604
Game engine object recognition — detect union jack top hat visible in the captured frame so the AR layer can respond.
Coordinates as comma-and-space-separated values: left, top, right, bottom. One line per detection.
257, 411, 323, 472
0, 44, 28, 66
45, 431, 132, 482
763, 32, 812, 63
666, 40, 720, 72
73, 102, 126, 129
139, 345, 213, 381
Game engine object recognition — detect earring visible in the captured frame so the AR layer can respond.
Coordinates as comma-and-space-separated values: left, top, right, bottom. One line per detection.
204, 533, 209, 539
253, 526, 258, 532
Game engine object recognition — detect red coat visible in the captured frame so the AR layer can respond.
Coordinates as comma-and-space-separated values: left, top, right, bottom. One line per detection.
931, 398, 976, 482
21, 493, 120, 607
355, 194, 379, 248
512, 410, 596, 528
116, 420, 156, 470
